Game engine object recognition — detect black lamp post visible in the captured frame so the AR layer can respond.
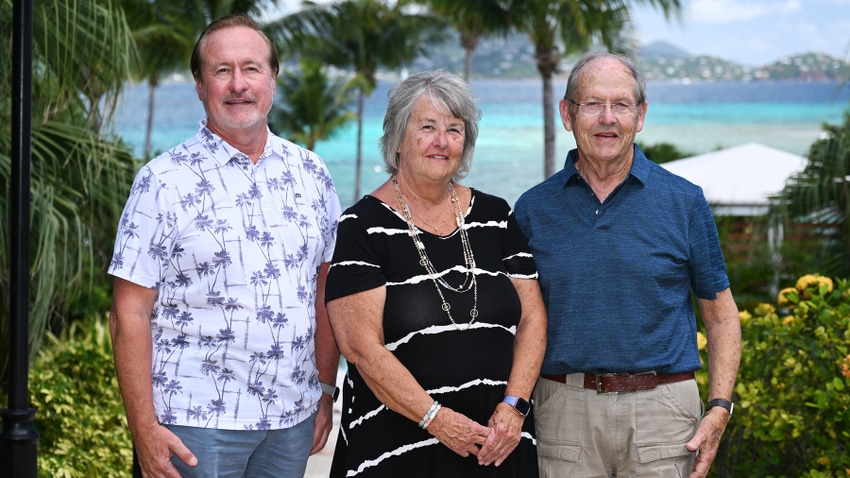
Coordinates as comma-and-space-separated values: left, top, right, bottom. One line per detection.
0, 0, 39, 475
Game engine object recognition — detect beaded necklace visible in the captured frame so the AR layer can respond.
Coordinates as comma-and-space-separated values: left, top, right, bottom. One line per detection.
392, 176, 479, 331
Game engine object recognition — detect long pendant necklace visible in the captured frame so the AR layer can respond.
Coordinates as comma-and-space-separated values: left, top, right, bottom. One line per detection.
392, 176, 479, 331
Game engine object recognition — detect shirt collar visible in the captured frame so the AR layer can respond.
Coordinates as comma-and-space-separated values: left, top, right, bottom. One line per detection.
560, 144, 651, 188
195, 119, 274, 166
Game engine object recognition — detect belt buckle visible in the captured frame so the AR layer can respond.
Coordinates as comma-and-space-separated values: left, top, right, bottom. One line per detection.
596, 372, 627, 394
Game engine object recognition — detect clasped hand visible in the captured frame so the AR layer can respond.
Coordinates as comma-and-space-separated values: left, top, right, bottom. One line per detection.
428, 404, 523, 467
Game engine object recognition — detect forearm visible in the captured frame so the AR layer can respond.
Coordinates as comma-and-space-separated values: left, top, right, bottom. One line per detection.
109, 278, 159, 436
352, 344, 436, 423
505, 279, 547, 399
700, 288, 742, 400
315, 262, 340, 387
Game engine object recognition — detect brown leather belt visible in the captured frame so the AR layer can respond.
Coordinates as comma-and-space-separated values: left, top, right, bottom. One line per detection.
541, 371, 695, 394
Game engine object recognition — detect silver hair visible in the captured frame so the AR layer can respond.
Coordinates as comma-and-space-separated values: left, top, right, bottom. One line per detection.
380, 69, 481, 180
564, 51, 647, 114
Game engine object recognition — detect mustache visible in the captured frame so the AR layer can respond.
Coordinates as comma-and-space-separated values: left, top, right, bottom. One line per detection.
223, 94, 257, 103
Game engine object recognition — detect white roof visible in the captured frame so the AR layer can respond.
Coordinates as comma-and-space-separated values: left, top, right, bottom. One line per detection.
660, 142, 807, 216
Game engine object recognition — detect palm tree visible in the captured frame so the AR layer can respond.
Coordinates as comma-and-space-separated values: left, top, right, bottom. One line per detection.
267, 0, 450, 202
417, 0, 513, 81
773, 111, 850, 280
0, 0, 137, 379
509, 0, 683, 179
122, 0, 195, 160
269, 59, 357, 151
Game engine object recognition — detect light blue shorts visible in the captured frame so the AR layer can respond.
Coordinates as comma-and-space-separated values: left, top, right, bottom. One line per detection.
165, 412, 316, 478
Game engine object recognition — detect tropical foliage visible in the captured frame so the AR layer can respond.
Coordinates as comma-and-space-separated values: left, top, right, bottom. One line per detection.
773, 111, 850, 281
0, 0, 137, 380
415, 0, 513, 81
26, 317, 133, 477
267, 0, 450, 202
706, 274, 850, 477
269, 59, 357, 151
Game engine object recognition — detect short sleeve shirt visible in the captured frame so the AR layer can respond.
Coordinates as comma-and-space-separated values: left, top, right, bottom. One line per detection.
514, 146, 729, 375
108, 121, 341, 430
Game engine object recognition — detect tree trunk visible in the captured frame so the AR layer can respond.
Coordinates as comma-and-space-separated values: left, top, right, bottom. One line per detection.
144, 74, 159, 161
354, 89, 364, 202
536, 44, 559, 178
542, 71, 556, 178
464, 48, 473, 82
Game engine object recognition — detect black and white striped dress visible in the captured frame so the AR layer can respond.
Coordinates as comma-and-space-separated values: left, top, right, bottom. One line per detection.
326, 189, 540, 478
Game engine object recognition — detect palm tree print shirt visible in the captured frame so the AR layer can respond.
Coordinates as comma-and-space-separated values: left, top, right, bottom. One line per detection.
109, 121, 341, 430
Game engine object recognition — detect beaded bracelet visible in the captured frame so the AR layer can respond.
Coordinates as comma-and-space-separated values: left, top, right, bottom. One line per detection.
418, 401, 442, 429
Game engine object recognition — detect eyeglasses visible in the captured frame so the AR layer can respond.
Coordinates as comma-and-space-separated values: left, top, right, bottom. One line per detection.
569, 99, 639, 115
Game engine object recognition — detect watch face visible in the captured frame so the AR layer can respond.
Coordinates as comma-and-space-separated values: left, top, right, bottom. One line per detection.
515, 398, 531, 416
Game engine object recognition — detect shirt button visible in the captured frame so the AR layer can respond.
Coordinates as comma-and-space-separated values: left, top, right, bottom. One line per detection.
595, 209, 600, 215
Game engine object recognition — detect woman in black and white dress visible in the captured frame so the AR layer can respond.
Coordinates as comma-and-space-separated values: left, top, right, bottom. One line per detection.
325, 69, 547, 478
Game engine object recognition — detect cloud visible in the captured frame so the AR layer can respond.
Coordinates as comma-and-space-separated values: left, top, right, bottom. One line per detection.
687, 0, 801, 23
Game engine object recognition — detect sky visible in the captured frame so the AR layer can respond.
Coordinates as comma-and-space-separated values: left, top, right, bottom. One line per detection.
272, 0, 850, 67
632, 0, 850, 66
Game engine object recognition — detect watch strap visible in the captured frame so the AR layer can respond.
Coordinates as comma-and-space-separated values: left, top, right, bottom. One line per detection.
502, 395, 531, 417
707, 398, 734, 416
320, 381, 340, 402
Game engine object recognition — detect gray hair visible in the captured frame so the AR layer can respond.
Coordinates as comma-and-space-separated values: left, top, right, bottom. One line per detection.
564, 51, 647, 114
380, 69, 481, 180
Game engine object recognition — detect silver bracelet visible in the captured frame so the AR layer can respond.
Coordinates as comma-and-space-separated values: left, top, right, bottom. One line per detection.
418, 401, 441, 429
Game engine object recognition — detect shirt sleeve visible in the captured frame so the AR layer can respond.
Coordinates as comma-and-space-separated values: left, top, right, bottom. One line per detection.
324, 206, 388, 303
108, 166, 176, 289
688, 191, 731, 299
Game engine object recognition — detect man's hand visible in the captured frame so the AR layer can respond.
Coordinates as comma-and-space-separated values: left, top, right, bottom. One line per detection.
134, 423, 197, 478
310, 393, 334, 455
477, 402, 524, 466
686, 407, 730, 478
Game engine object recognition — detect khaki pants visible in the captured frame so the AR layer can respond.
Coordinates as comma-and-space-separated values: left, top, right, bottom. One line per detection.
534, 374, 701, 477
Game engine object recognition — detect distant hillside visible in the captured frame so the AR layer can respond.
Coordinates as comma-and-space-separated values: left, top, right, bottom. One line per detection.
406, 36, 850, 82
636, 41, 850, 81
639, 41, 690, 60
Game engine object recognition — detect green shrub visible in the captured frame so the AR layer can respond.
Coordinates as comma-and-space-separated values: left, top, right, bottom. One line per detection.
29, 315, 132, 477
710, 274, 850, 477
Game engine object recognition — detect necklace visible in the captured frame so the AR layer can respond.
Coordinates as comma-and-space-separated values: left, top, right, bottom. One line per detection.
392, 176, 479, 331
414, 197, 451, 232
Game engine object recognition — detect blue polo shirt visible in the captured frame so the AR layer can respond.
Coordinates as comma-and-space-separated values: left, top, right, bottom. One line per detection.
514, 145, 729, 375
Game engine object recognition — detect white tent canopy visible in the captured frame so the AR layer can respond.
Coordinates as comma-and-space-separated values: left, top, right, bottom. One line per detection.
660, 142, 807, 216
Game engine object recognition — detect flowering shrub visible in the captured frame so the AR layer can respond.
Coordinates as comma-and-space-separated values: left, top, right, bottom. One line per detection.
709, 274, 850, 477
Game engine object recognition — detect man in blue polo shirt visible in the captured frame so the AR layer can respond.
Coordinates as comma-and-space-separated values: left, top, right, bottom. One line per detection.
514, 51, 741, 478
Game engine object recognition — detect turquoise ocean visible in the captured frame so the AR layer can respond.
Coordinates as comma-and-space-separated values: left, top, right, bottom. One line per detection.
114, 79, 850, 209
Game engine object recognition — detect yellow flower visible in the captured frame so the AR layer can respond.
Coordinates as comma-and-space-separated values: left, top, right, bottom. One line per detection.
753, 303, 776, 317
818, 454, 830, 466
782, 315, 795, 326
738, 310, 752, 322
795, 274, 833, 298
696, 332, 707, 351
777, 287, 797, 306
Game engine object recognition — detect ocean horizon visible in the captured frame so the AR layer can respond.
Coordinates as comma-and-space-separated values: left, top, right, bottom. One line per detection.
114, 79, 850, 208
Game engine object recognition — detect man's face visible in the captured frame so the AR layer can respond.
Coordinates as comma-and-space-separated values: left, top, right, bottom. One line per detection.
560, 57, 647, 165
195, 25, 276, 141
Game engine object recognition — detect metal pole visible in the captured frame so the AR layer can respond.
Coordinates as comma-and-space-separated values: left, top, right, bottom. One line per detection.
1, 0, 39, 474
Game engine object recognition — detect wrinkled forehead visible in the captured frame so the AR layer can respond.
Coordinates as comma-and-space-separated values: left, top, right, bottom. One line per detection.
575, 58, 639, 100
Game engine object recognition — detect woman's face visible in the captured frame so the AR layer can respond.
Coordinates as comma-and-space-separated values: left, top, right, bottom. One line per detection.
396, 95, 465, 186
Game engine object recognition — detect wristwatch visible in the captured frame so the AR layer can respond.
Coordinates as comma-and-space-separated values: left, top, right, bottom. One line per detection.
320, 382, 340, 402
502, 396, 531, 417
707, 398, 734, 416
